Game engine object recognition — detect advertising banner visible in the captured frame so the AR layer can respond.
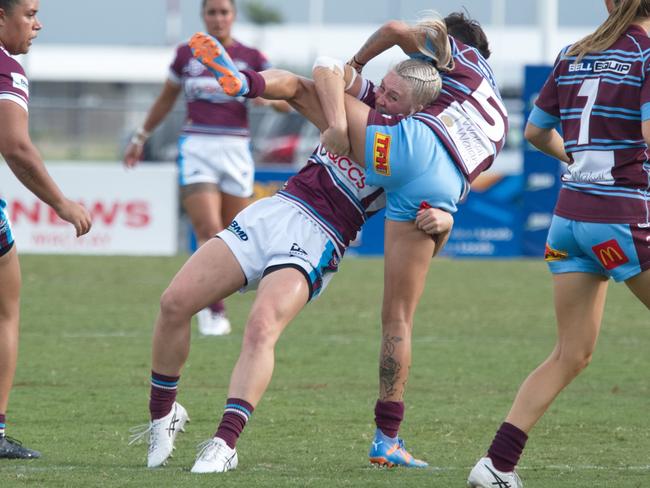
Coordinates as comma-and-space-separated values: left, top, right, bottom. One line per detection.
0, 163, 178, 255
521, 65, 562, 256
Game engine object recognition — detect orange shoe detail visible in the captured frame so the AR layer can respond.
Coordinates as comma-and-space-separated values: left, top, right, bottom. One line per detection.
189, 32, 243, 96
369, 457, 397, 468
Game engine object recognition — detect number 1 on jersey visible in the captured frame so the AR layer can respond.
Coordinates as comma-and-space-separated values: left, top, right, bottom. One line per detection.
577, 78, 600, 145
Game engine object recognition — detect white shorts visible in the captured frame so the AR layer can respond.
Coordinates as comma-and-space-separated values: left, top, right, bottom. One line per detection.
218, 196, 341, 300
178, 134, 254, 197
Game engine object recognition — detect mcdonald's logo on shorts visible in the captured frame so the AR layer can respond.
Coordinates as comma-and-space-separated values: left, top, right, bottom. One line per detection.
592, 239, 629, 270
373, 133, 391, 176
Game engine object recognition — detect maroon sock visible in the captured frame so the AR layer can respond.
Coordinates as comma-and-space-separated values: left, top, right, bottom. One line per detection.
215, 398, 254, 449
0, 413, 5, 436
374, 400, 404, 438
209, 300, 225, 315
487, 422, 528, 472
241, 69, 266, 98
149, 371, 180, 421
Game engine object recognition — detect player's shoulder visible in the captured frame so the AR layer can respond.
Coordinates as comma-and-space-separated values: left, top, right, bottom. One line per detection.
174, 42, 193, 58
0, 47, 26, 77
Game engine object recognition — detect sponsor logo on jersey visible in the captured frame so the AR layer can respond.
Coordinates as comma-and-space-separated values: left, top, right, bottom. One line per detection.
544, 243, 568, 262
567, 60, 631, 75
11, 72, 28, 96
227, 220, 249, 241
187, 58, 207, 77
290, 242, 307, 256
373, 133, 391, 176
592, 239, 629, 270
316, 145, 366, 189
594, 60, 631, 75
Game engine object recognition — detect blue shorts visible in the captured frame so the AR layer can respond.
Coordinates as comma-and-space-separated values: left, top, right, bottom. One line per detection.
545, 215, 650, 282
0, 199, 15, 257
364, 117, 466, 221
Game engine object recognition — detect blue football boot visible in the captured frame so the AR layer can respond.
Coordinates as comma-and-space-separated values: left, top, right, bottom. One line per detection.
368, 429, 428, 468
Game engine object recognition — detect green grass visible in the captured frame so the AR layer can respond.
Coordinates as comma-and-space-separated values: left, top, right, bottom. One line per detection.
1, 256, 648, 487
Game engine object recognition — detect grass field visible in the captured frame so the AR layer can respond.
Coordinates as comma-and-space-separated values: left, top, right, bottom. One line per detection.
0, 255, 648, 487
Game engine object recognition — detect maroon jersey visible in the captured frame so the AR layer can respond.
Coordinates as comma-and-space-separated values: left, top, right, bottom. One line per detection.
277, 85, 385, 255
410, 36, 508, 182
531, 25, 650, 224
169, 40, 270, 137
0, 46, 29, 112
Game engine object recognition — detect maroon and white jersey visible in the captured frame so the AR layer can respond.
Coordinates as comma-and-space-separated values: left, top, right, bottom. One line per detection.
169, 40, 270, 137
0, 46, 29, 112
410, 36, 508, 182
530, 25, 650, 224
277, 89, 385, 256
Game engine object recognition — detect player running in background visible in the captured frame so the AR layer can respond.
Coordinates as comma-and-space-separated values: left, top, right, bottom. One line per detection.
130, 56, 453, 473
0, 0, 91, 459
468, 1, 650, 486
123, 0, 288, 336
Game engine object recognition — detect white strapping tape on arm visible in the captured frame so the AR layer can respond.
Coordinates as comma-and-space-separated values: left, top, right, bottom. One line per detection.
344, 67, 358, 91
313, 56, 345, 76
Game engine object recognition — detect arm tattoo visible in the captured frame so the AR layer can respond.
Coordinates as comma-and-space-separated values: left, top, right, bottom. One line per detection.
356, 29, 383, 64
379, 334, 403, 398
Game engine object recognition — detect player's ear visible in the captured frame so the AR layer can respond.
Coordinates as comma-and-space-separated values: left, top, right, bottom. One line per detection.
410, 104, 424, 115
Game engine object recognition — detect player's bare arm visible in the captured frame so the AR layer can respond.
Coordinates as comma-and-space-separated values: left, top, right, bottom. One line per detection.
524, 122, 572, 164
350, 21, 416, 70
124, 80, 182, 168
0, 101, 91, 236
313, 58, 350, 156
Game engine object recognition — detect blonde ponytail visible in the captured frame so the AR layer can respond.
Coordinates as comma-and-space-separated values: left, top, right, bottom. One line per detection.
567, 0, 650, 62
414, 11, 454, 72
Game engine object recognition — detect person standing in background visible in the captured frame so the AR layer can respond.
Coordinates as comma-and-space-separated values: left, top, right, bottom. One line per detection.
123, 0, 288, 336
0, 0, 92, 459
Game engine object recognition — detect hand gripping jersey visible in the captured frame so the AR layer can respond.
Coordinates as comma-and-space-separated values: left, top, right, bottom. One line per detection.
410, 36, 509, 182
169, 40, 270, 137
530, 25, 650, 224
0, 46, 29, 112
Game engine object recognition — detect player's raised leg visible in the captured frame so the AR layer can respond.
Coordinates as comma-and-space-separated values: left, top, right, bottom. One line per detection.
191, 267, 309, 473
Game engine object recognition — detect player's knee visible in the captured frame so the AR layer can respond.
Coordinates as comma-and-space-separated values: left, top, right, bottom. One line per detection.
193, 221, 222, 242
242, 312, 281, 350
557, 347, 594, 376
381, 316, 412, 335
159, 287, 191, 322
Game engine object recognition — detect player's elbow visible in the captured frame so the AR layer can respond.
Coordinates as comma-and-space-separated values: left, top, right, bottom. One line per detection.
312, 56, 345, 77
641, 120, 650, 147
1, 138, 34, 168
382, 20, 409, 40
524, 122, 548, 146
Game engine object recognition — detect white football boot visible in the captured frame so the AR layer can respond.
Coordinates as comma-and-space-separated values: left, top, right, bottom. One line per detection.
129, 402, 189, 468
191, 437, 238, 474
468, 456, 523, 488
197, 308, 232, 336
